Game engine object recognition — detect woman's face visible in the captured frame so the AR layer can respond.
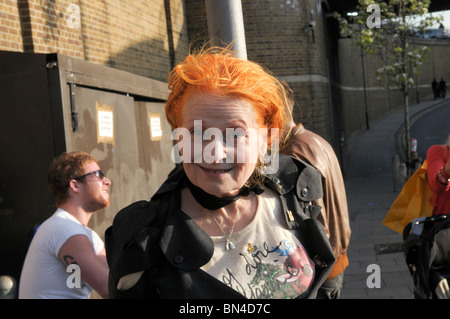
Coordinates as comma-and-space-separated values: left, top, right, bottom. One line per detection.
180, 92, 264, 197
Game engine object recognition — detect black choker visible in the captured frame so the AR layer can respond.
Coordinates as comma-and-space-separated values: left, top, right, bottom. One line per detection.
186, 178, 264, 210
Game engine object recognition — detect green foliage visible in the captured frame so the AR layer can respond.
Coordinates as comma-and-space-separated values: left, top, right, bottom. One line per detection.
335, 0, 442, 94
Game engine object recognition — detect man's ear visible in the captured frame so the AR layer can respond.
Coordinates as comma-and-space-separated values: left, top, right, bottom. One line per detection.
68, 179, 81, 193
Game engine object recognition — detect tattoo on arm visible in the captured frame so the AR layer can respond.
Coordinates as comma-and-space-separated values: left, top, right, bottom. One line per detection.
63, 255, 78, 266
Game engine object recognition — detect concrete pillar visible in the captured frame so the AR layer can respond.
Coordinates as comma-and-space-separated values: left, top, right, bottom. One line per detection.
205, 0, 247, 60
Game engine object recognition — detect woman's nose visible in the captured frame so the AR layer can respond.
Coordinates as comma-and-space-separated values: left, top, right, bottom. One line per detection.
204, 138, 228, 164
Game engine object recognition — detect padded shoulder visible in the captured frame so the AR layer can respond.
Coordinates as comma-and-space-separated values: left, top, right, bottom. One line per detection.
109, 201, 155, 247
264, 154, 323, 202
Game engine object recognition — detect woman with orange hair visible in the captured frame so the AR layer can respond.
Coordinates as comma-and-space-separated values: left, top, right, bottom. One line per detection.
105, 47, 334, 299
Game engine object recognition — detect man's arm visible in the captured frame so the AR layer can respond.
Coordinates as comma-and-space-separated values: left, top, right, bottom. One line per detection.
59, 234, 109, 299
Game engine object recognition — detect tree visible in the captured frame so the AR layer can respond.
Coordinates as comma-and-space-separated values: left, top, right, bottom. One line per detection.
335, 0, 442, 171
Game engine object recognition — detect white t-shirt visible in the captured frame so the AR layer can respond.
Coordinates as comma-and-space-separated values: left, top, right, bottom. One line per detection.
201, 187, 315, 299
19, 209, 104, 299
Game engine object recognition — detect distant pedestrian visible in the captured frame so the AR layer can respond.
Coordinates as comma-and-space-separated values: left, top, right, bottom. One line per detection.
432, 78, 439, 99
439, 78, 447, 98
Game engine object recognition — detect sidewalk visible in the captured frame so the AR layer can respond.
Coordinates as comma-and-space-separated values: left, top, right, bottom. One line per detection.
339, 97, 447, 299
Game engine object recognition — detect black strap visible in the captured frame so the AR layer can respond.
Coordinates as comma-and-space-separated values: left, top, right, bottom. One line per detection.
186, 178, 264, 210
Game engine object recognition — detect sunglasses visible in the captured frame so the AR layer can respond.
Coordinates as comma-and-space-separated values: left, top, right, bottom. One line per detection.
71, 170, 106, 183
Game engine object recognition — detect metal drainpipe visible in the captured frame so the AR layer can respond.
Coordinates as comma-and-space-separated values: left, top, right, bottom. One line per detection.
205, 0, 247, 60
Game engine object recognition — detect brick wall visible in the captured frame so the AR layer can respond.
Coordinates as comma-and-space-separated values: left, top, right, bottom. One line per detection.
0, 0, 190, 82
243, 0, 332, 141
2, 0, 337, 144
1, 1, 27, 52
185, 0, 334, 143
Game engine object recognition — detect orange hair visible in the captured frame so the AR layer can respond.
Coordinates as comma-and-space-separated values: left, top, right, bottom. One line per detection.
165, 47, 288, 148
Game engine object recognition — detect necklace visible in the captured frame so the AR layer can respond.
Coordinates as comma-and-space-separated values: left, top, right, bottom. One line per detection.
211, 201, 240, 250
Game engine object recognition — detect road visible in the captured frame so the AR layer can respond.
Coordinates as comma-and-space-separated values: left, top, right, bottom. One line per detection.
410, 100, 450, 160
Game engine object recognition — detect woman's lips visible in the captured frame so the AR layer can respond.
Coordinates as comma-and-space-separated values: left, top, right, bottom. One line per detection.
198, 165, 233, 175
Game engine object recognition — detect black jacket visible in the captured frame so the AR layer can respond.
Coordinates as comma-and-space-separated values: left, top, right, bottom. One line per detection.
105, 155, 335, 298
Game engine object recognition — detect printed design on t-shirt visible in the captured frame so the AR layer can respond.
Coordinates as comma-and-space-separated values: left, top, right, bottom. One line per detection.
246, 242, 257, 254
223, 238, 315, 299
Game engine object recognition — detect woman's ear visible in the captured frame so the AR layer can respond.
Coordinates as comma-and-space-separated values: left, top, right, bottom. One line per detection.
258, 138, 268, 159
259, 127, 280, 175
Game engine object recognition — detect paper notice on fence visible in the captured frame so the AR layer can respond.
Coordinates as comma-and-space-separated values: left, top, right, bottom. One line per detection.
149, 112, 163, 141
96, 102, 114, 145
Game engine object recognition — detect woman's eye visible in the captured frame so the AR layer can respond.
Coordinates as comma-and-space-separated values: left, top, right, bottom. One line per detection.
191, 129, 203, 137
234, 132, 245, 140
229, 130, 247, 144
